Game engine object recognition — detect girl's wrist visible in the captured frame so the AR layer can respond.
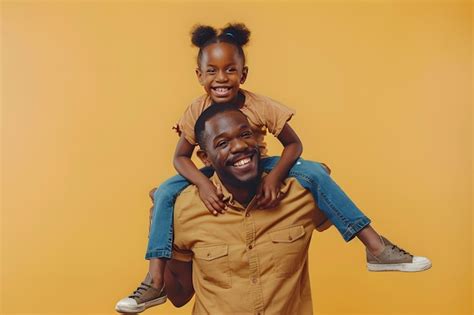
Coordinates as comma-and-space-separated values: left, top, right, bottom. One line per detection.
196, 177, 212, 188
268, 169, 286, 183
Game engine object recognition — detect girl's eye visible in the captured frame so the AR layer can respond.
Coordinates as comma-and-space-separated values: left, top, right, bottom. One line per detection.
207, 69, 216, 73
227, 68, 236, 73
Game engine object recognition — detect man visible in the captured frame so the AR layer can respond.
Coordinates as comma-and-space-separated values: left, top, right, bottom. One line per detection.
154, 103, 333, 314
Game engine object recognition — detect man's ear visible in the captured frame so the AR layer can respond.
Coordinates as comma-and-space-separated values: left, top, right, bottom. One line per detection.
195, 68, 204, 86
196, 149, 212, 167
240, 66, 248, 84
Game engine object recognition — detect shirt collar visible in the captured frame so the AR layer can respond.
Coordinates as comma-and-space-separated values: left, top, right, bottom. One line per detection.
209, 170, 291, 211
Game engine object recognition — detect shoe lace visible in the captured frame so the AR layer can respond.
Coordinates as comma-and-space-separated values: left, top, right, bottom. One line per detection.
129, 281, 152, 299
391, 244, 413, 257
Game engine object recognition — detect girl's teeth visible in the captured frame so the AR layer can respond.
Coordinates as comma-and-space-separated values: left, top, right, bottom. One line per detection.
215, 87, 229, 93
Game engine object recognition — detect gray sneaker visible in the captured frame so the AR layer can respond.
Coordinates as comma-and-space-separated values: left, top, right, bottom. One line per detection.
115, 273, 167, 313
366, 236, 431, 272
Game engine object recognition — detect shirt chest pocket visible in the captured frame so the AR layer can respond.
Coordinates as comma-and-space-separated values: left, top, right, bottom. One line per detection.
193, 244, 231, 289
269, 225, 307, 278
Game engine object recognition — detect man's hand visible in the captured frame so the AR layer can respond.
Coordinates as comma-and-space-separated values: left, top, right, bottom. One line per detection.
197, 180, 226, 215
256, 173, 283, 209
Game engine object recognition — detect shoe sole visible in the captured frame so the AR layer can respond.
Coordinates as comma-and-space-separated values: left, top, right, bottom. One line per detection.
367, 261, 432, 272
115, 295, 167, 313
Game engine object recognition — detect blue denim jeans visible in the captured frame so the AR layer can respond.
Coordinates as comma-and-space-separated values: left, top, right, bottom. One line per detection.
146, 156, 371, 259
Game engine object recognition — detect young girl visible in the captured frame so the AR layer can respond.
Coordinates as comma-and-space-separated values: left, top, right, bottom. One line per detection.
115, 23, 431, 313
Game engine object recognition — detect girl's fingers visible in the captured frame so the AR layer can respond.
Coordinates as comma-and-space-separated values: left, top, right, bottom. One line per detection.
211, 194, 226, 212
268, 190, 278, 208
258, 188, 271, 208
216, 184, 224, 198
256, 184, 263, 200
210, 198, 225, 214
204, 200, 218, 216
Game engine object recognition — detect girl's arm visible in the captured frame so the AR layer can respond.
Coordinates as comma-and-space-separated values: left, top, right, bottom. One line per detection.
174, 134, 226, 214
256, 123, 303, 208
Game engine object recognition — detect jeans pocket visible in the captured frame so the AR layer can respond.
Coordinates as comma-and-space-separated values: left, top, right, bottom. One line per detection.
194, 244, 232, 289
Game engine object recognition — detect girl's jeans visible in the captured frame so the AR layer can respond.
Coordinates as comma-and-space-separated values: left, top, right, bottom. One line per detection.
146, 156, 371, 259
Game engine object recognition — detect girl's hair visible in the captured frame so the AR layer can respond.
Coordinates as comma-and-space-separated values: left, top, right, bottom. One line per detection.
191, 23, 251, 67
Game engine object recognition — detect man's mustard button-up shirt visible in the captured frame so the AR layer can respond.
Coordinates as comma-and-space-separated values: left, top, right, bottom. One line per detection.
172, 174, 325, 315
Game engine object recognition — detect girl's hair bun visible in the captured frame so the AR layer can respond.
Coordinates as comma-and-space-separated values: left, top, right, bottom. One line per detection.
191, 25, 218, 47
221, 23, 250, 47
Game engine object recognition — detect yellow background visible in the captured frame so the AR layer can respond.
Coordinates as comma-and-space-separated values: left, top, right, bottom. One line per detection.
1, 1, 472, 314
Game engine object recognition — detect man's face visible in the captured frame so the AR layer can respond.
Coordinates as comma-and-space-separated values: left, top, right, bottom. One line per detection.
196, 42, 248, 104
198, 111, 260, 187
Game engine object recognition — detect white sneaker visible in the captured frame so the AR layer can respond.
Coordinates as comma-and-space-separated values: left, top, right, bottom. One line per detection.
115, 273, 166, 313
366, 236, 432, 272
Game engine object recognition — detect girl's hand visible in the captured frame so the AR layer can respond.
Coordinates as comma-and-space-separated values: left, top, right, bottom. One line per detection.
256, 173, 283, 209
197, 180, 226, 216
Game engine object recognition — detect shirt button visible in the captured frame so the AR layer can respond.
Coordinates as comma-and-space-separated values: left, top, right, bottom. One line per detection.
252, 277, 257, 284
245, 213, 250, 217
288, 235, 293, 241
248, 245, 253, 250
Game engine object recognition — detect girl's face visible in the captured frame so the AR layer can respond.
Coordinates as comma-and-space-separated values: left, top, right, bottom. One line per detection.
196, 42, 248, 103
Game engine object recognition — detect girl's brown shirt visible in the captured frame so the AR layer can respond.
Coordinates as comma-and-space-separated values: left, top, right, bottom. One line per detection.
175, 89, 295, 157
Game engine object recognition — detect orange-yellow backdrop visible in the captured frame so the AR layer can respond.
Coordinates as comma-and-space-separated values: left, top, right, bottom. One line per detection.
1, 1, 472, 314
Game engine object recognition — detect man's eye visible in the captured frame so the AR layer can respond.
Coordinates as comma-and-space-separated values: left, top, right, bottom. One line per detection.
242, 131, 253, 137
217, 141, 228, 148
207, 69, 216, 73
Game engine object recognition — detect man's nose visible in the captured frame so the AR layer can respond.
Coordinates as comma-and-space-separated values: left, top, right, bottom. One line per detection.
230, 138, 248, 153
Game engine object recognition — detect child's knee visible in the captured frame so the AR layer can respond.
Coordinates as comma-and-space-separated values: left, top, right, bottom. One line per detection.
294, 160, 330, 182
320, 162, 331, 175
149, 187, 158, 201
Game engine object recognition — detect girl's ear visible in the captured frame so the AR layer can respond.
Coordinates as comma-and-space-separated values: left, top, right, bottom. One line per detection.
196, 149, 212, 167
240, 66, 248, 84
195, 68, 204, 85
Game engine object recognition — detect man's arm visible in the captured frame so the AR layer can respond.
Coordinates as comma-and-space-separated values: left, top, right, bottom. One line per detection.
163, 259, 194, 307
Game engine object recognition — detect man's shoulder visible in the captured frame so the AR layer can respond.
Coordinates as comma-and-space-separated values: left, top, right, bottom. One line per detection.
174, 185, 207, 222
279, 176, 307, 194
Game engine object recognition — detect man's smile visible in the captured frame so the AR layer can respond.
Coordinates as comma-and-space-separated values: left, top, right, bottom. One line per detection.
226, 150, 258, 175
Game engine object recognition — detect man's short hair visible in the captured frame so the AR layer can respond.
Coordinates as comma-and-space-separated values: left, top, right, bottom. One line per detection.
194, 103, 243, 148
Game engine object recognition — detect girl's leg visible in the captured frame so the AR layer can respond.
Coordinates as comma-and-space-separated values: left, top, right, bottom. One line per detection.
260, 157, 431, 272
261, 156, 371, 242
146, 167, 214, 283
116, 167, 214, 313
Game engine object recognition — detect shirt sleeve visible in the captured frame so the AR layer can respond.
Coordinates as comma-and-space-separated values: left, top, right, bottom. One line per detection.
175, 95, 208, 145
172, 245, 193, 262
176, 107, 198, 145
262, 97, 296, 137
171, 191, 195, 262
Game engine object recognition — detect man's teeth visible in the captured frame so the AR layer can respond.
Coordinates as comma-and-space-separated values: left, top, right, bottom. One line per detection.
233, 157, 251, 167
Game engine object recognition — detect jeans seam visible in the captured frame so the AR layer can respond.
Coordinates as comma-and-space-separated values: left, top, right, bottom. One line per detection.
290, 171, 351, 226
342, 217, 371, 242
